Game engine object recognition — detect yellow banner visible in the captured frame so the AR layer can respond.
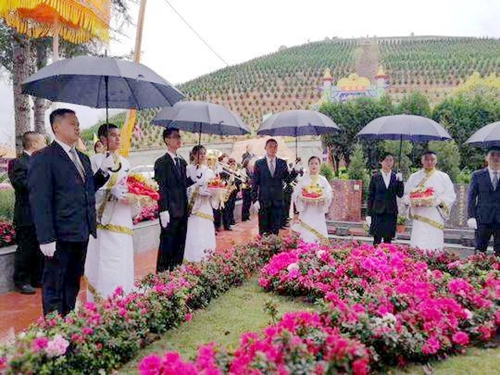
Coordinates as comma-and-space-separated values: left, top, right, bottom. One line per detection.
0, 0, 110, 43
119, 110, 137, 157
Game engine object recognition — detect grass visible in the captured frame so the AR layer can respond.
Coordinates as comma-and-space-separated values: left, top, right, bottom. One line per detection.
0, 189, 14, 221
119, 276, 500, 375
393, 347, 500, 375
119, 276, 313, 373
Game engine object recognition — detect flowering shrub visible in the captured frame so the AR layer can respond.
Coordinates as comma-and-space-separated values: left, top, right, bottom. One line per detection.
0, 236, 286, 374
133, 202, 159, 225
260, 241, 500, 366
138, 311, 371, 375
0, 221, 15, 248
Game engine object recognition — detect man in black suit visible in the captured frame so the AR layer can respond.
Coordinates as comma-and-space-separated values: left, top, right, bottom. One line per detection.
29, 108, 113, 316
8, 131, 46, 294
252, 139, 300, 235
467, 146, 500, 255
366, 153, 404, 246
154, 128, 194, 272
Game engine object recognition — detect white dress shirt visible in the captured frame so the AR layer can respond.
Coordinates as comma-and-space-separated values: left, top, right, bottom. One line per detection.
488, 167, 500, 188
266, 156, 276, 175
380, 169, 391, 189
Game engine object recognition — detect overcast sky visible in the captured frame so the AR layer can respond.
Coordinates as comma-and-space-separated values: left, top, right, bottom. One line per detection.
1, 0, 499, 144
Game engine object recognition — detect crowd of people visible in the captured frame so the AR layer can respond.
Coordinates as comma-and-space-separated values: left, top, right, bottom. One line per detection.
7, 108, 500, 319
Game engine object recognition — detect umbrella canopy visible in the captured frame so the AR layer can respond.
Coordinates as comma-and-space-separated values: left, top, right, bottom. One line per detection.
152, 101, 250, 141
257, 110, 340, 137
22, 55, 184, 110
465, 121, 500, 148
357, 114, 451, 142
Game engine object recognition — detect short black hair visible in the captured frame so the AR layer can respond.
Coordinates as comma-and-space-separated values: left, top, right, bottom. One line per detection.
22, 131, 41, 150
421, 150, 437, 157
265, 138, 278, 147
487, 146, 500, 153
162, 127, 179, 144
97, 123, 119, 139
308, 156, 321, 164
379, 152, 394, 162
49, 108, 75, 131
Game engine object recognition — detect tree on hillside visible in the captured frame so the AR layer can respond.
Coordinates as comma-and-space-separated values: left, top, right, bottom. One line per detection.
397, 91, 431, 117
428, 140, 461, 182
320, 97, 394, 171
432, 94, 500, 169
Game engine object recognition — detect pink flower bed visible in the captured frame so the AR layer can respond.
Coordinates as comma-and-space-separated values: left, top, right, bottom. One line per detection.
0, 221, 15, 248
0, 236, 284, 374
139, 311, 370, 375
259, 241, 500, 366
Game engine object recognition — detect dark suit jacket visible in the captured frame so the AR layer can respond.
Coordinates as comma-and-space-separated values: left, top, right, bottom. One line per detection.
251, 157, 297, 207
467, 168, 500, 224
28, 142, 108, 244
154, 153, 193, 219
367, 172, 404, 216
8, 152, 34, 227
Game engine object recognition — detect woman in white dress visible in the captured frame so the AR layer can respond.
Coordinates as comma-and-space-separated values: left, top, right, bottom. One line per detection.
85, 124, 135, 301
291, 156, 333, 244
184, 145, 217, 262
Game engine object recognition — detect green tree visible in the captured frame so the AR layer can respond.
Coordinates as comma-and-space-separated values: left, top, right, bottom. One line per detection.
397, 91, 431, 117
428, 140, 461, 182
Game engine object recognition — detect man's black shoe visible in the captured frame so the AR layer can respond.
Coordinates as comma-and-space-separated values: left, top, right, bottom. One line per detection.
16, 284, 36, 294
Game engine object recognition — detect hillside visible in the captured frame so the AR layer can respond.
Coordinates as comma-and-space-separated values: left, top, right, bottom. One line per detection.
108, 36, 500, 150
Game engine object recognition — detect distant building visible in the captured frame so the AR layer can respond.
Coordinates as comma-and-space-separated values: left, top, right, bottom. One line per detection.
312, 67, 389, 108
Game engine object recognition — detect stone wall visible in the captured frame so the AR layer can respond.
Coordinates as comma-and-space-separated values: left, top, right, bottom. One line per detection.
327, 180, 363, 222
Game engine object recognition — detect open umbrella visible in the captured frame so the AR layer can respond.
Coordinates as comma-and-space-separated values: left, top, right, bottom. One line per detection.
152, 101, 250, 144
22, 55, 185, 124
357, 114, 452, 169
256, 110, 340, 159
465, 121, 500, 148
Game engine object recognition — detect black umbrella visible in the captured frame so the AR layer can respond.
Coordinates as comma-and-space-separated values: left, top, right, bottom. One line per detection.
256, 110, 340, 159
465, 121, 500, 148
356, 114, 452, 169
22, 55, 185, 124
152, 101, 250, 144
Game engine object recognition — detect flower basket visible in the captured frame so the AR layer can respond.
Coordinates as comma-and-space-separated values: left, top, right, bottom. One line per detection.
410, 186, 435, 207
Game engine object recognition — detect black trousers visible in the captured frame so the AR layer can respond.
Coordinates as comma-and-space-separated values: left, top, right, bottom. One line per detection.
14, 225, 43, 287
475, 223, 500, 254
282, 190, 292, 227
42, 240, 88, 316
223, 194, 237, 228
157, 217, 188, 273
241, 189, 252, 221
258, 202, 282, 235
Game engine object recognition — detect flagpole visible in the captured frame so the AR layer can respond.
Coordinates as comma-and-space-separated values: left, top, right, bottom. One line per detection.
120, 0, 148, 157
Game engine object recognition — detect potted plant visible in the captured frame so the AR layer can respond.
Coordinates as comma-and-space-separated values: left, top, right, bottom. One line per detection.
396, 215, 407, 233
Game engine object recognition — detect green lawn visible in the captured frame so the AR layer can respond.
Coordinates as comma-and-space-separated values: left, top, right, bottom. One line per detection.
119, 277, 313, 373
119, 277, 500, 374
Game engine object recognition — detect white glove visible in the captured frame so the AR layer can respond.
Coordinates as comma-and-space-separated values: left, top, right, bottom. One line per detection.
100, 153, 115, 171
186, 164, 196, 180
40, 242, 56, 257
159, 211, 170, 228
253, 201, 261, 211
110, 184, 128, 201
294, 162, 302, 172
366, 216, 372, 226
467, 218, 477, 230
396, 173, 403, 181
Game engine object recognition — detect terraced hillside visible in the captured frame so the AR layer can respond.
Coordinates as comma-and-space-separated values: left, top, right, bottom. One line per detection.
110, 36, 500, 150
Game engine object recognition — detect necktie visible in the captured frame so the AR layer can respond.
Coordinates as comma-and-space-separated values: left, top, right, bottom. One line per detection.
269, 158, 275, 176
174, 156, 181, 175
493, 172, 499, 190
69, 148, 85, 180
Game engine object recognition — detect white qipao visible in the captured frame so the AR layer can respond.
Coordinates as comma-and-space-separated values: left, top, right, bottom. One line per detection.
291, 173, 333, 244
85, 153, 134, 301
403, 169, 456, 251
184, 165, 217, 262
